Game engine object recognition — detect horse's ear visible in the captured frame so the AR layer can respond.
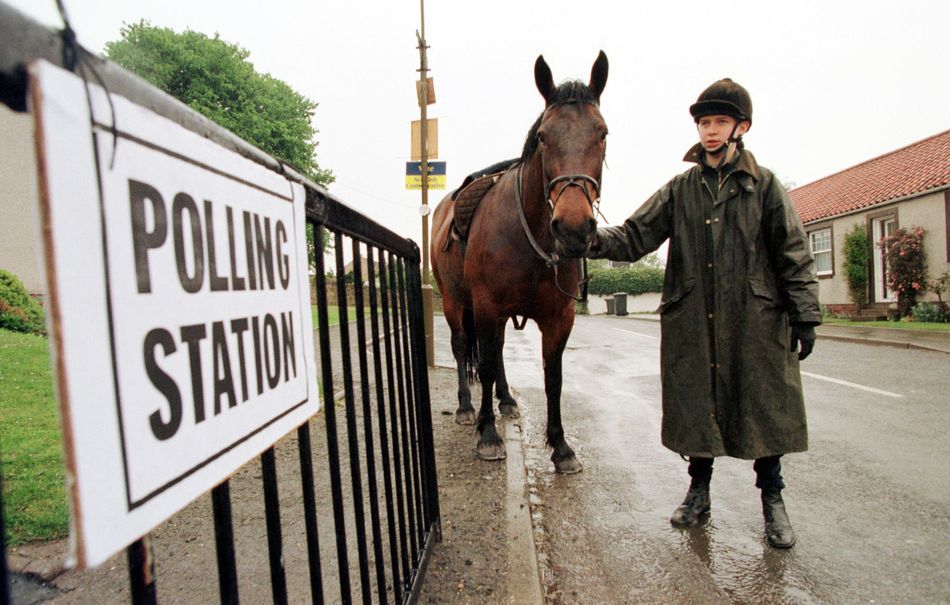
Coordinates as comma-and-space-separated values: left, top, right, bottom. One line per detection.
535, 55, 555, 105
589, 50, 608, 102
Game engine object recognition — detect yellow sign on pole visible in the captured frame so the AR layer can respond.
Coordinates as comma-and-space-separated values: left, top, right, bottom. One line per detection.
410, 118, 438, 160
405, 161, 446, 190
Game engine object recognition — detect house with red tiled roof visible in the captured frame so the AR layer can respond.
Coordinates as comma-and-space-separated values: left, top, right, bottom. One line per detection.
788, 129, 950, 317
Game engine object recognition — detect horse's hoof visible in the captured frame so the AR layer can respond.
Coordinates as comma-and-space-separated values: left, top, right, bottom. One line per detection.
554, 456, 583, 474
455, 408, 476, 425
499, 402, 520, 418
477, 442, 506, 461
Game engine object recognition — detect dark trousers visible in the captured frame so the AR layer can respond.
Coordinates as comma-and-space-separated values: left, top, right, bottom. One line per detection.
687, 455, 785, 490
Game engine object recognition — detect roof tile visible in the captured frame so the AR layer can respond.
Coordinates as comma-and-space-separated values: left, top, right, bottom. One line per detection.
789, 129, 950, 224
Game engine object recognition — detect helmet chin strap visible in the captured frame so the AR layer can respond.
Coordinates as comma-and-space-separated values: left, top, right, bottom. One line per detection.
713, 120, 742, 170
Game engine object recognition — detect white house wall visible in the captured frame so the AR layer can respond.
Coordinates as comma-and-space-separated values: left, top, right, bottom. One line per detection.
897, 190, 949, 290
0, 104, 44, 294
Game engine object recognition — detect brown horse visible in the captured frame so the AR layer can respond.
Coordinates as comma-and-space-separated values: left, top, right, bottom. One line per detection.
431, 52, 608, 473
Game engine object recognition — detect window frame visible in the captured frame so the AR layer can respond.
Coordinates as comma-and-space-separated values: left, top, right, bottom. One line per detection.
944, 190, 949, 263
808, 225, 834, 278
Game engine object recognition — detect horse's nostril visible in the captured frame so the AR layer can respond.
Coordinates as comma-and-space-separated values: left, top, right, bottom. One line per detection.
588, 218, 597, 233
550, 218, 563, 237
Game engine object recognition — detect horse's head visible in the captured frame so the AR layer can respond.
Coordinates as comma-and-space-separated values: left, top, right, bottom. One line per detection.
531, 51, 608, 258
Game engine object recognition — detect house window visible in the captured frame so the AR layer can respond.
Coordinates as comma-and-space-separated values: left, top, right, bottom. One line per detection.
809, 228, 833, 276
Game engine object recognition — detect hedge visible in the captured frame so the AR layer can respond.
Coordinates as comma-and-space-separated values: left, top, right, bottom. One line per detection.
842, 224, 869, 308
587, 266, 664, 296
0, 269, 45, 335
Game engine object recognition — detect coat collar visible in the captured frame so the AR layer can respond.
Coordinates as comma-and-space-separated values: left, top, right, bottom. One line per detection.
683, 142, 761, 182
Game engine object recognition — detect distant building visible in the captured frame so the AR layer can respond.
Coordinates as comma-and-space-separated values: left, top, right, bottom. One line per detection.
342, 256, 371, 278
789, 129, 950, 316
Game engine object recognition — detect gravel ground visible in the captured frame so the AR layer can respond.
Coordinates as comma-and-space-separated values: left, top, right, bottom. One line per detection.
417, 367, 510, 604
7, 364, 514, 604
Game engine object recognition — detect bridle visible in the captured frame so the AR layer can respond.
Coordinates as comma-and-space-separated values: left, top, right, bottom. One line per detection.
515, 160, 601, 303
543, 173, 601, 213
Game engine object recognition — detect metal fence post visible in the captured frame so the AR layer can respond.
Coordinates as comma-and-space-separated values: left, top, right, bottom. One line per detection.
127, 537, 157, 605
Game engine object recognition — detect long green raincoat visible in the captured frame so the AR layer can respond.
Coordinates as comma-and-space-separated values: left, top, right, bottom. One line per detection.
591, 144, 820, 459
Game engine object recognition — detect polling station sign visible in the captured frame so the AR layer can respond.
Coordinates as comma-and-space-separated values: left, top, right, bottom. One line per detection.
29, 61, 318, 568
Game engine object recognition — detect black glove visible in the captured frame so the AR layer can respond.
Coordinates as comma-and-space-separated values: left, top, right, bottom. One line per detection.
790, 323, 816, 361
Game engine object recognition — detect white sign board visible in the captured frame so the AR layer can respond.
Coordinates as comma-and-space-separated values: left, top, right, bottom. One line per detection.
29, 61, 319, 568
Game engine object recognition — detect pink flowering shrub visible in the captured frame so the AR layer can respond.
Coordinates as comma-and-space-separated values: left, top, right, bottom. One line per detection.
879, 226, 926, 318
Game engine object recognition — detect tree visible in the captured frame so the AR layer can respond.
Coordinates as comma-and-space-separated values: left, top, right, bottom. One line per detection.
842, 224, 869, 311
879, 226, 927, 318
105, 22, 333, 262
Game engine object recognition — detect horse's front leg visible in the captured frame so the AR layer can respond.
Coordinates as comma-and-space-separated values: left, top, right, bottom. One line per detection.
495, 323, 520, 418
541, 319, 582, 474
475, 319, 505, 461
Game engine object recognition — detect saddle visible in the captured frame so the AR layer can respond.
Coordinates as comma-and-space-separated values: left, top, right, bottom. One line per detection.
443, 158, 518, 252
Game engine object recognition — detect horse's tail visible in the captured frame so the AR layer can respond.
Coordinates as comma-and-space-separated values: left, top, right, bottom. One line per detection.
462, 307, 479, 384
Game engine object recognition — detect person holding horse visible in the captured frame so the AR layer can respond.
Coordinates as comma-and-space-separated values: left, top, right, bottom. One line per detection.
587, 78, 819, 548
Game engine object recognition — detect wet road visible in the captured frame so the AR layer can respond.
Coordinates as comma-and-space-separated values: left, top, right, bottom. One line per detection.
436, 314, 950, 604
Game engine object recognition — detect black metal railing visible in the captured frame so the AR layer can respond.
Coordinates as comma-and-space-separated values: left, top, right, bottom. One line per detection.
0, 3, 440, 603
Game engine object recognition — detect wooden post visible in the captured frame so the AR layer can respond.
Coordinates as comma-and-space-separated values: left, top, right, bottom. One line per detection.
417, 0, 435, 367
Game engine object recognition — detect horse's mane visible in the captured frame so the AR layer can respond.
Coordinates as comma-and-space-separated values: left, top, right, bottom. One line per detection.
519, 80, 599, 165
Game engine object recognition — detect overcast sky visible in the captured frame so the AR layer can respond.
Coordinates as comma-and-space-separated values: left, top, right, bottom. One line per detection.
8, 0, 950, 254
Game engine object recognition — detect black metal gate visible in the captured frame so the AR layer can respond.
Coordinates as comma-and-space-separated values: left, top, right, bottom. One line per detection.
0, 3, 440, 603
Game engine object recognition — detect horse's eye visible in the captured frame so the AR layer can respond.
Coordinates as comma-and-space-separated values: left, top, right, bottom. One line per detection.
601, 131, 608, 141
537, 132, 546, 144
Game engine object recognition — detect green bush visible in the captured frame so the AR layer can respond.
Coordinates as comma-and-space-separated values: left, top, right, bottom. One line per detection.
911, 302, 949, 323
0, 270, 45, 335
842, 224, 869, 309
588, 266, 664, 296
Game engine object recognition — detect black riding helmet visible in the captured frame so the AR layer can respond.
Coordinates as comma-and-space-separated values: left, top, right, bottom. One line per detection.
689, 78, 752, 125
690, 79, 752, 166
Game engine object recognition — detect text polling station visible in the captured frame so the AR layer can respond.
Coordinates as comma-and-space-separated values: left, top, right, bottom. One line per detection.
29, 61, 318, 568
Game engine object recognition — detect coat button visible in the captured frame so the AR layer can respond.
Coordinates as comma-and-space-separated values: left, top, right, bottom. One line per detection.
707, 313, 714, 319
705, 219, 711, 224
713, 218, 720, 223
730, 188, 736, 193
707, 263, 713, 268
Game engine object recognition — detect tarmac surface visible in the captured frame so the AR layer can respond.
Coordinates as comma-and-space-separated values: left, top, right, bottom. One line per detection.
459, 313, 950, 604
10, 314, 950, 604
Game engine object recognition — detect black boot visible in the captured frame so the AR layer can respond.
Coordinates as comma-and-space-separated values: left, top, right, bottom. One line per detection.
762, 488, 796, 548
670, 483, 710, 527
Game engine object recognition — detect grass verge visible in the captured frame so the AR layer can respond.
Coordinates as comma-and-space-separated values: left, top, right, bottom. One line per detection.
312, 305, 341, 327
0, 329, 69, 545
823, 318, 950, 332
